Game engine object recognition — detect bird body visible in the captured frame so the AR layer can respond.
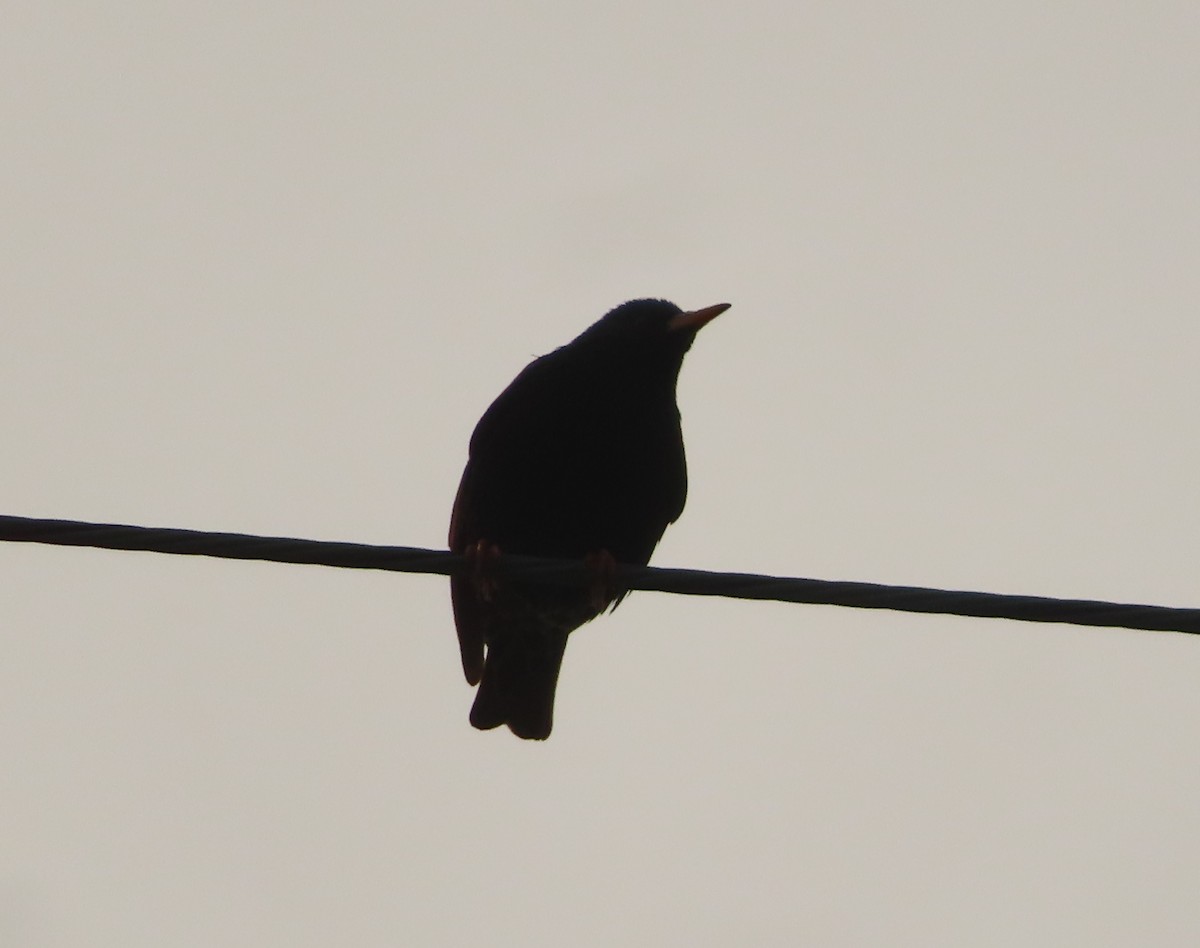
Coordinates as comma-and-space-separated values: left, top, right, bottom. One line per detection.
449, 298, 728, 739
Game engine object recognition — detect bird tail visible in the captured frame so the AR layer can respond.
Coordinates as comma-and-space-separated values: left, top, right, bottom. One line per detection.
469, 627, 569, 741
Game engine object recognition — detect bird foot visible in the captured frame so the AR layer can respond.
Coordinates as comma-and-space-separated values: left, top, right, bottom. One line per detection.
583, 549, 619, 613
464, 539, 502, 602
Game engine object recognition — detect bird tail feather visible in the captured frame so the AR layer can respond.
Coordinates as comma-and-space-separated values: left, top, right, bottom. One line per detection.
469, 628, 569, 741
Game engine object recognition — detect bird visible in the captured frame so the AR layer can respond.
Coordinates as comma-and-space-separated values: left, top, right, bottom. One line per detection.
449, 298, 730, 739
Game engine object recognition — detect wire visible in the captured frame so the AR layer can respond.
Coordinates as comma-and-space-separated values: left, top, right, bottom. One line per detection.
2, 514, 1197, 634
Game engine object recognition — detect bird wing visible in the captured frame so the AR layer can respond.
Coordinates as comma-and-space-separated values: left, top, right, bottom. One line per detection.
448, 355, 568, 685
449, 464, 487, 685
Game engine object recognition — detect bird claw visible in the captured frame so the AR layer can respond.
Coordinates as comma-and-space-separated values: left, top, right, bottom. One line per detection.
464, 539, 502, 602
583, 549, 619, 613
464, 541, 618, 612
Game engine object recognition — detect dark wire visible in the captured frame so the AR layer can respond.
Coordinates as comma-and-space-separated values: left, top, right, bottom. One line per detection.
2, 514, 1197, 634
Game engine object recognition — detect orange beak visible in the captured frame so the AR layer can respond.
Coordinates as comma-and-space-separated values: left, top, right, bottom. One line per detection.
667, 302, 731, 333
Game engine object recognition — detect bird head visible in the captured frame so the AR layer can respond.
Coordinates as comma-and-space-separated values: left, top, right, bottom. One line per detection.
574, 299, 731, 366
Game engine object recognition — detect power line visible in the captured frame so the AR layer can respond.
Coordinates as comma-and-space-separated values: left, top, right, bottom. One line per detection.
2, 514, 1197, 635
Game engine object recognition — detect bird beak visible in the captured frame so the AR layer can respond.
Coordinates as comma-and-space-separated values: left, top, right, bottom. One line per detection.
667, 302, 731, 333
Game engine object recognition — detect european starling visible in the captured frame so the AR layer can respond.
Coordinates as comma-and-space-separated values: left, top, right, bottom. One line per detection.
449, 298, 730, 739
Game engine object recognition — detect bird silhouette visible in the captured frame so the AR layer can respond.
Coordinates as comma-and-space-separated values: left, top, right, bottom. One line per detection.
449, 298, 730, 739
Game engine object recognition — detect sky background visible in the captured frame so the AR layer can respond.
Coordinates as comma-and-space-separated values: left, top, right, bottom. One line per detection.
3, 2, 1199, 945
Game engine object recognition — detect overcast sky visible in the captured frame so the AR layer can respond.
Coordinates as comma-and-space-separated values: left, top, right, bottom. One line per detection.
4, 2, 1199, 945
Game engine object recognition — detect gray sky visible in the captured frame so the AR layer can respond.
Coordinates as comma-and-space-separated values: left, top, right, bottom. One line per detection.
4, 2, 1199, 945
